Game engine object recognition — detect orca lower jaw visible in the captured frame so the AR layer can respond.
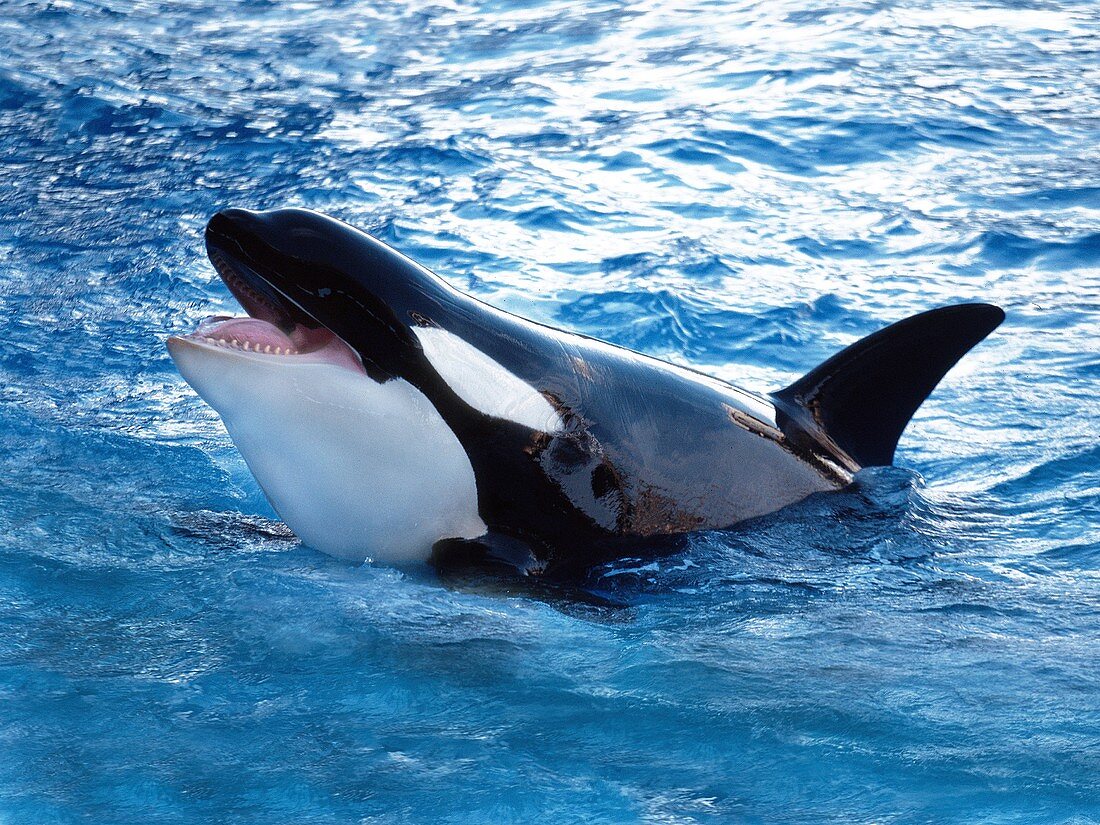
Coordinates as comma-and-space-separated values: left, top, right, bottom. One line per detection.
170, 314, 365, 374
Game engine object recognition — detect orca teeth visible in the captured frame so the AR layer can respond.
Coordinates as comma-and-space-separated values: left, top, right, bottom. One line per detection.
195, 335, 298, 355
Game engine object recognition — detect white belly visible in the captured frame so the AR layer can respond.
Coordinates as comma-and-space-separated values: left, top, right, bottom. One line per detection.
168, 337, 485, 563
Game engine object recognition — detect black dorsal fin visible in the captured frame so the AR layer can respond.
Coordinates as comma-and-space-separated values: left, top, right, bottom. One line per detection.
770, 303, 1004, 468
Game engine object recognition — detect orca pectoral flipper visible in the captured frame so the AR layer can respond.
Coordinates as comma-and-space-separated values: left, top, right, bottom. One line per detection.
772, 303, 1005, 468
431, 531, 545, 577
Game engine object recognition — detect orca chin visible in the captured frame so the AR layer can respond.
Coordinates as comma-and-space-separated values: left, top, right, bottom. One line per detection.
167, 207, 1005, 578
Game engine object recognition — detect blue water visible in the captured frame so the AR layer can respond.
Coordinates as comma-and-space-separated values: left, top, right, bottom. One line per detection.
1, 1, 1098, 821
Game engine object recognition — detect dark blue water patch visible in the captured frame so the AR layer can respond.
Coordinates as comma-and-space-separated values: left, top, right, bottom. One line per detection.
975, 230, 1100, 270
705, 65, 844, 91
1077, 358, 1100, 378
598, 149, 646, 170
642, 138, 747, 175
700, 127, 819, 175
595, 87, 670, 103
507, 128, 579, 150
371, 141, 494, 176
784, 7, 858, 25
0, 70, 44, 110
746, 110, 1041, 168
793, 235, 882, 260
807, 118, 928, 164
54, 91, 159, 139
450, 194, 610, 232
985, 185, 1100, 211
654, 200, 748, 221
913, 118, 1000, 149
989, 444, 1100, 499
1039, 534, 1100, 568
469, 6, 640, 54
791, 220, 1024, 264
556, 288, 870, 370
516, 204, 579, 231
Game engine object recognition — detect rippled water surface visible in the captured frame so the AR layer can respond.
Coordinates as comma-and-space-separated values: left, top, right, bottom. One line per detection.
2, 0, 1099, 821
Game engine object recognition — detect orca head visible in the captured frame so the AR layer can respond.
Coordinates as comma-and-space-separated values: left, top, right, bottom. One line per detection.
199, 207, 453, 382
166, 208, 488, 564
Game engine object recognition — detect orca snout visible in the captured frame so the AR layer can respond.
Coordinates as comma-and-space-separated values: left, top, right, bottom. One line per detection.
205, 207, 264, 245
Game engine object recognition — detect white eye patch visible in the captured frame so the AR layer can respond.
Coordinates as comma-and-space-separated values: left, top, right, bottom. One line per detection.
413, 326, 562, 433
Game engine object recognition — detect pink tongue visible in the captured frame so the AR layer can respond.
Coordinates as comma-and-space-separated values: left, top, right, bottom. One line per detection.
196, 317, 296, 351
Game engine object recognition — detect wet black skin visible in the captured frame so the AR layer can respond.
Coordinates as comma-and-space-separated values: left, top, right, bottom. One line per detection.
203, 208, 1004, 577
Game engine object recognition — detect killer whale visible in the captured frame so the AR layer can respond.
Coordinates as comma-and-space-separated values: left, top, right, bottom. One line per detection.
167, 208, 1004, 576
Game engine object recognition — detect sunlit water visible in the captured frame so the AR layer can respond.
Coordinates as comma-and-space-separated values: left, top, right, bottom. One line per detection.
1, 0, 1098, 821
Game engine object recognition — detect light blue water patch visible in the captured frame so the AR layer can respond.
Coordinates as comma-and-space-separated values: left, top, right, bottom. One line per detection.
1, 0, 1099, 822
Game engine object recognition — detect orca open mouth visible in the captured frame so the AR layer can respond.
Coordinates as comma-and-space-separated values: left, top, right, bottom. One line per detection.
171, 217, 367, 375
